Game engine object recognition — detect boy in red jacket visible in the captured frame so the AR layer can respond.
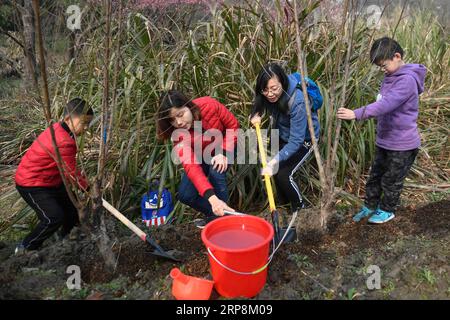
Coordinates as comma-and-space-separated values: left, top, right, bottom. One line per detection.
14, 98, 93, 254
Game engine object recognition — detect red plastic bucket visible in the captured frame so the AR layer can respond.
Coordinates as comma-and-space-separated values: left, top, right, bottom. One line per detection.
201, 215, 274, 298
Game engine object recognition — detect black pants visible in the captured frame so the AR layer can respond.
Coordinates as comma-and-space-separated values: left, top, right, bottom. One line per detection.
365, 146, 419, 213
16, 185, 79, 250
273, 141, 314, 212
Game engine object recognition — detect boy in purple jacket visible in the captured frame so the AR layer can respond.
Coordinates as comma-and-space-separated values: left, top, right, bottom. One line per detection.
337, 37, 426, 224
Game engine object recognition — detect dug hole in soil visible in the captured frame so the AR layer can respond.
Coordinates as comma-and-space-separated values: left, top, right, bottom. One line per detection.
0, 200, 449, 300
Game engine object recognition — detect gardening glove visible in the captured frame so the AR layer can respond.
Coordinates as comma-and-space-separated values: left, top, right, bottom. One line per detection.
261, 159, 277, 177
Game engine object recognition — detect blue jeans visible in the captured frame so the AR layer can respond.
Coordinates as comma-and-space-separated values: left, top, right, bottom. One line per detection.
177, 164, 228, 219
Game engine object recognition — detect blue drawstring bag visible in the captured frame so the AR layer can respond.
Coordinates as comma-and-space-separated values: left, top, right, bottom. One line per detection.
141, 182, 174, 227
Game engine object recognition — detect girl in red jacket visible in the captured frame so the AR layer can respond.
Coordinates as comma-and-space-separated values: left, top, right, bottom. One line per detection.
14, 98, 93, 254
157, 90, 238, 227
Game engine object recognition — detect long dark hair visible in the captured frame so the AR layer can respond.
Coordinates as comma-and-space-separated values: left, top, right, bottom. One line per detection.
156, 90, 201, 140
251, 62, 290, 117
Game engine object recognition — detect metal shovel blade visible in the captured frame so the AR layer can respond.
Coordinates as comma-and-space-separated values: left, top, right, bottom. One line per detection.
144, 235, 181, 262
280, 226, 297, 243
272, 209, 282, 246
147, 247, 181, 262
102, 198, 181, 262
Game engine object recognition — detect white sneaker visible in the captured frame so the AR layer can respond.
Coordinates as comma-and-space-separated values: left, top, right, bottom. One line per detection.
14, 244, 26, 256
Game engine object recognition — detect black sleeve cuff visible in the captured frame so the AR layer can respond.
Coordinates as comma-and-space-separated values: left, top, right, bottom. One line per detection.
203, 189, 215, 200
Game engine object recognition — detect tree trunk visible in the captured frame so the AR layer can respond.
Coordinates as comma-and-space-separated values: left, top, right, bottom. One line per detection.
66, 31, 76, 63
66, 30, 81, 64
88, 0, 117, 272
319, 189, 335, 229
20, 0, 37, 90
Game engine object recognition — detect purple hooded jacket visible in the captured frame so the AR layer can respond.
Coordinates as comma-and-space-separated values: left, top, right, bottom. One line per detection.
354, 64, 427, 151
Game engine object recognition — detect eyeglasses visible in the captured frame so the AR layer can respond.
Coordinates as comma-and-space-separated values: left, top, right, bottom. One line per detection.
261, 85, 282, 96
378, 61, 389, 70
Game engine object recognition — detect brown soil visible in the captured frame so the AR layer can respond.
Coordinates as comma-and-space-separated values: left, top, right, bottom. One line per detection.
0, 200, 448, 300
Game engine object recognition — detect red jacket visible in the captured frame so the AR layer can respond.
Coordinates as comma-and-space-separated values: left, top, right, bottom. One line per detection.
173, 97, 239, 197
15, 122, 88, 190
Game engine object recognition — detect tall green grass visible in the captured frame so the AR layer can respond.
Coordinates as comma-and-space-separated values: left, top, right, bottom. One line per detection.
1, 1, 448, 231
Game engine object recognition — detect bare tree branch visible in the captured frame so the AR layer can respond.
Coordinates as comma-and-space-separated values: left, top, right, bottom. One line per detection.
293, 0, 326, 188
325, 0, 350, 180
0, 27, 24, 48
31, 0, 82, 214
330, 0, 357, 181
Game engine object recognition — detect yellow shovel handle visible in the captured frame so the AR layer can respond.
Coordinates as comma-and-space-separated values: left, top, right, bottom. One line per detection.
254, 123, 276, 212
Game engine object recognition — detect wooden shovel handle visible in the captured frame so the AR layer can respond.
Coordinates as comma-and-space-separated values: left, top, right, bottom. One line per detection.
102, 198, 146, 241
